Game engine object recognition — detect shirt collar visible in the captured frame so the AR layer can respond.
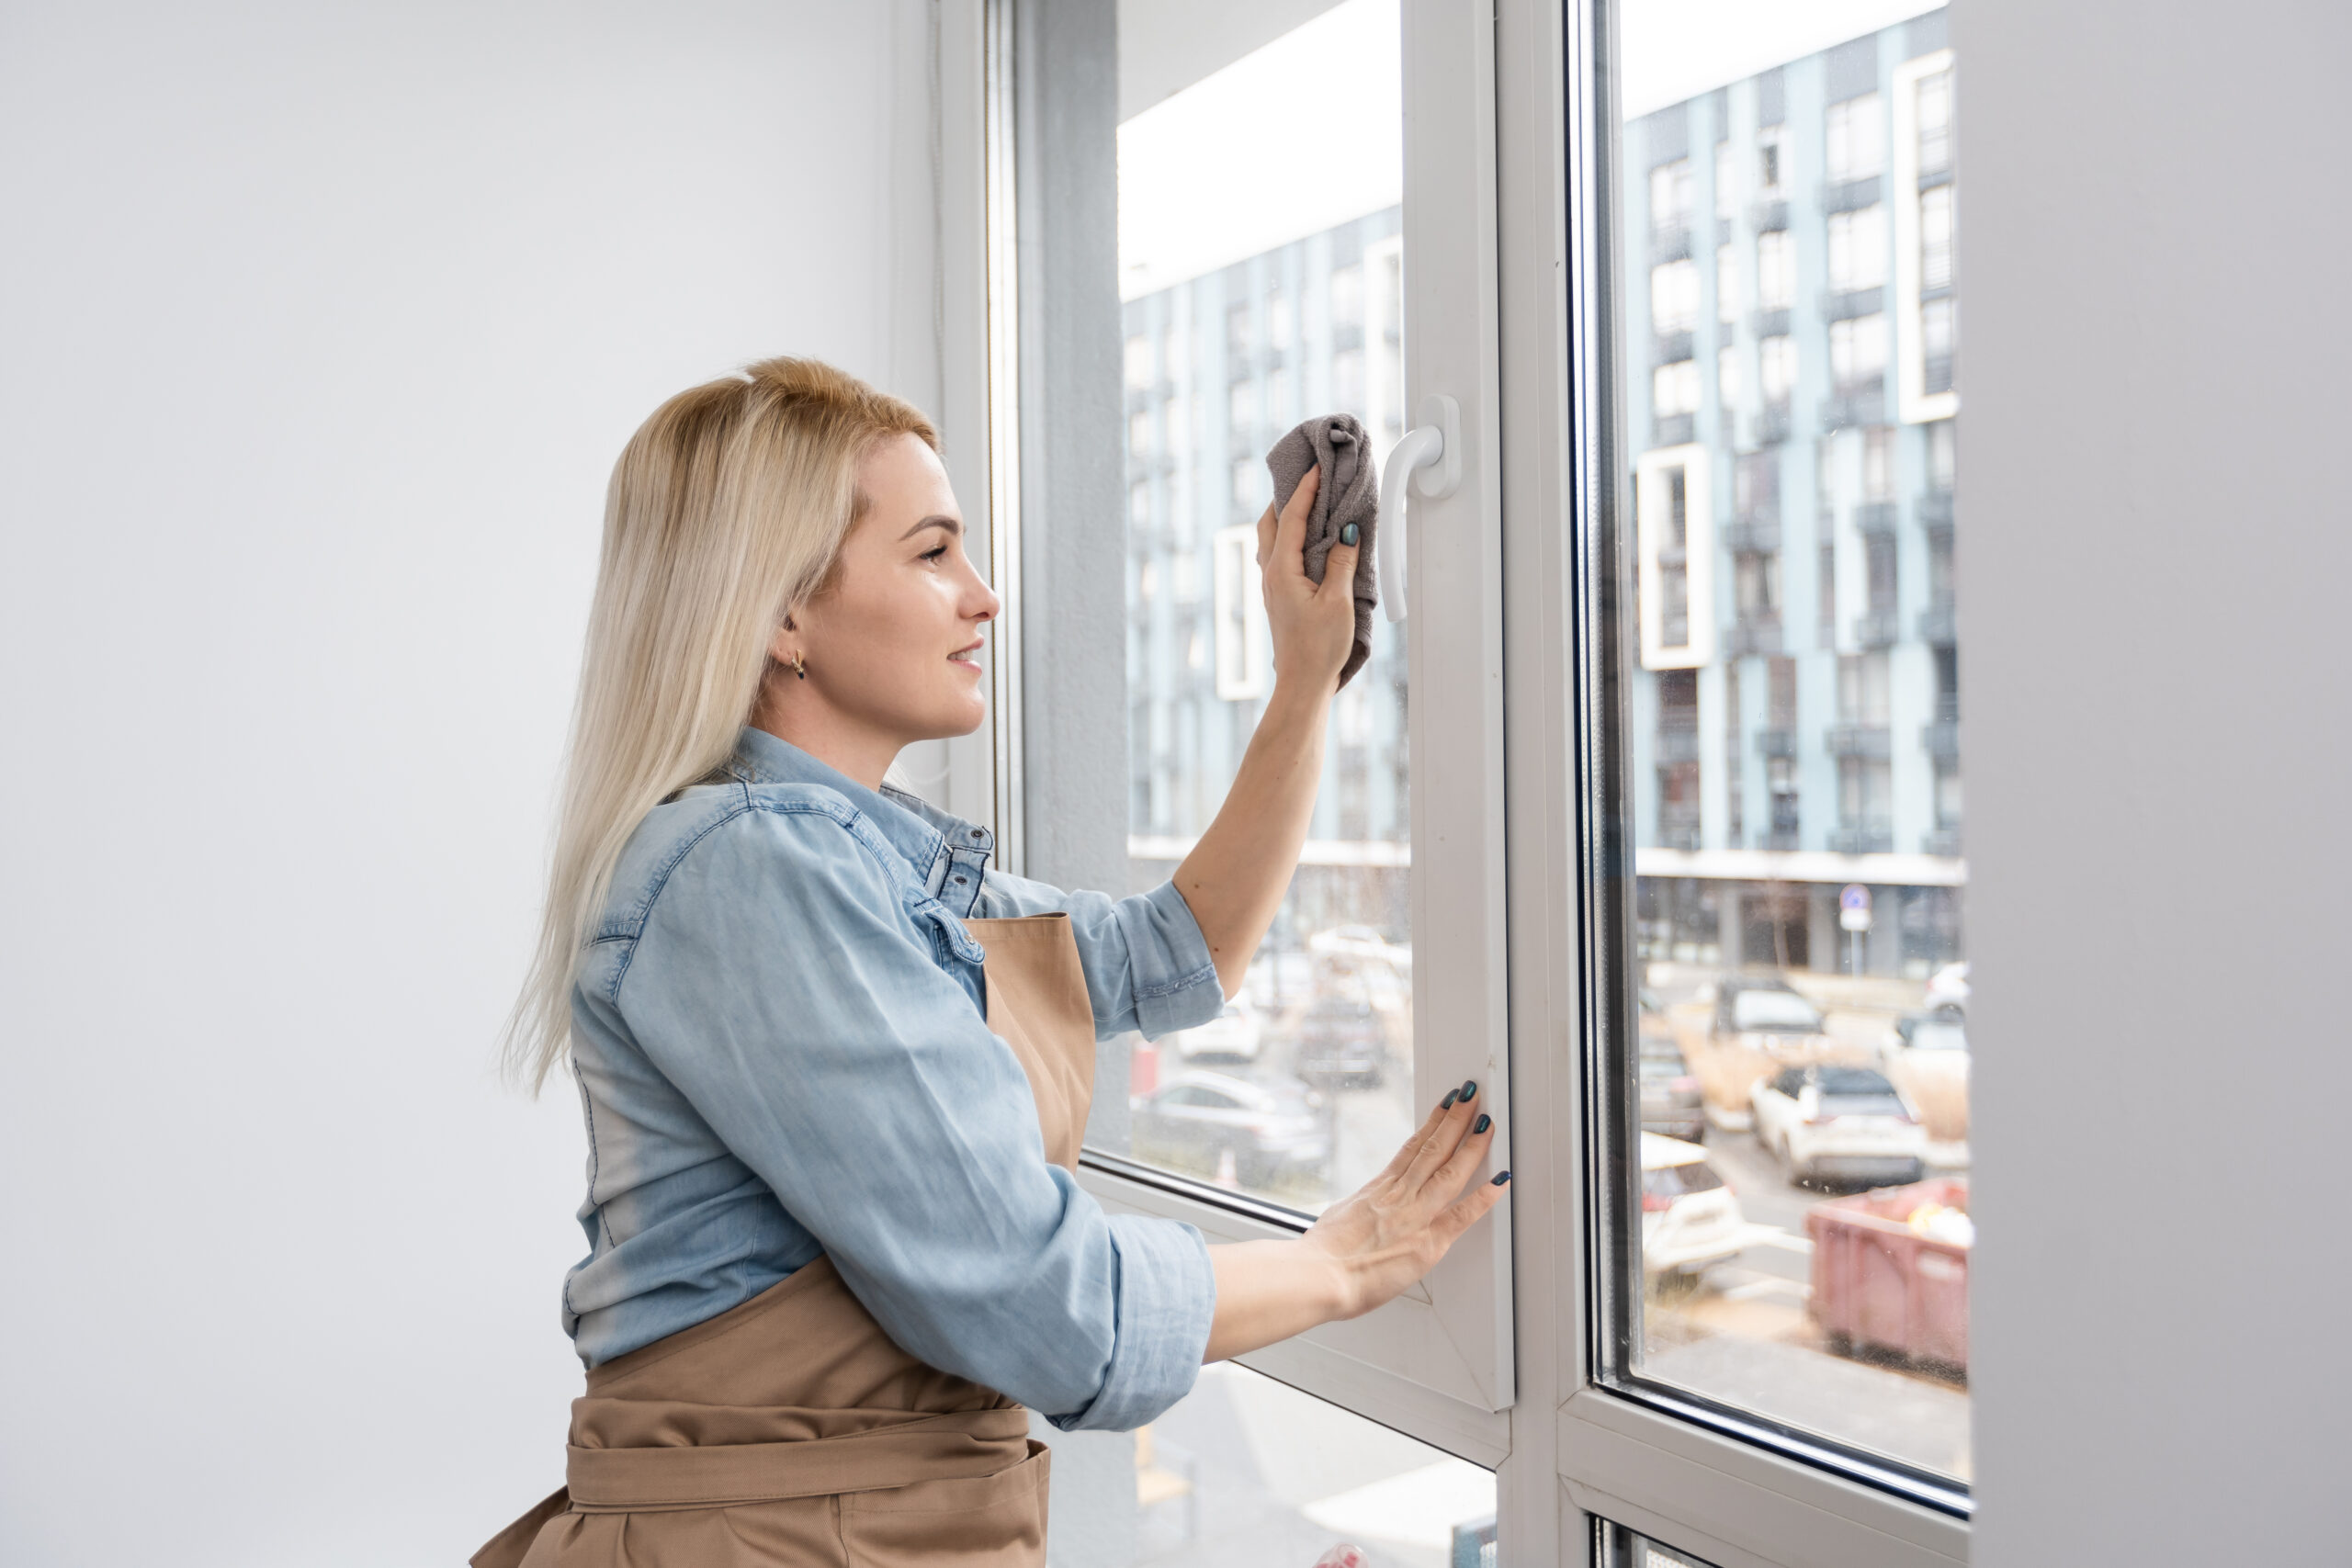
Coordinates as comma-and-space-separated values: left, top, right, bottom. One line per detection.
727, 727, 995, 893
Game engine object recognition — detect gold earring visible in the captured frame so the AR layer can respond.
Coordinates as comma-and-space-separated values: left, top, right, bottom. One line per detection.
791, 651, 807, 681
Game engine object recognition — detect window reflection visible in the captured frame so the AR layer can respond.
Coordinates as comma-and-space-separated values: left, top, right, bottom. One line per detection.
1616, 2, 1970, 1484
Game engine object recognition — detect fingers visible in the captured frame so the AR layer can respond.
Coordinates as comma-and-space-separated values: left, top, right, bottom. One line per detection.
1318, 535, 1362, 604
1401, 1079, 1481, 1191
1254, 499, 1277, 571
1434, 1168, 1511, 1246
1374, 1090, 1456, 1185
1270, 466, 1319, 581
1431, 1104, 1499, 1194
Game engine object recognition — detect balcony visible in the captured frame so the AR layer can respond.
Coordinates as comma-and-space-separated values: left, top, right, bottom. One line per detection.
1852, 608, 1902, 648
1654, 412, 1696, 448
1655, 329, 1695, 366
1925, 354, 1956, 396
1748, 197, 1789, 231
1822, 378, 1886, 430
1755, 727, 1797, 759
1853, 500, 1898, 537
1923, 717, 1961, 759
1759, 828, 1803, 852
1824, 285, 1885, 321
1651, 221, 1693, 264
1748, 306, 1792, 338
1657, 806, 1703, 852
1923, 826, 1963, 857
1822, 174, 1883, 212
1829, 819, 1894, 855
1918, 595, 1958, 646
1826, 724, 1891, 759
1755, 400, 1792, 446
1919, 491, 1955, 535
1656, 721, 1702, 764
1726, 616, 1783, 657
1723, 515, 1781, 554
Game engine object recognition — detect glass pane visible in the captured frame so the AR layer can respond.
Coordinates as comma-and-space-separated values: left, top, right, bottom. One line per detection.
1597, 1520, 1722, 1568
1607, 2, 1970, 1483
1133, 1361, 1494, 1567
1099, 0, 1414, 1213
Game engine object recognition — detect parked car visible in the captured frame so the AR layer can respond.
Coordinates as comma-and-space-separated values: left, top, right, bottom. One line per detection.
1683, 976, 1853, 1132
1878, 1004, 1971, 1153
1638, 1009, 1706, 1144
1295, 996, 1386, 1087
1924, 961, 1971, 1009
1749, 1063, 1927, 1187
1173, 998, 1264, 1065
1129, 1069, 1330, 1184
1640, 1133, 1756, 1278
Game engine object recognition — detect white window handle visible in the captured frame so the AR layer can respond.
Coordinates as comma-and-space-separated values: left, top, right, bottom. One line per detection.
1375, 394, 1461, 623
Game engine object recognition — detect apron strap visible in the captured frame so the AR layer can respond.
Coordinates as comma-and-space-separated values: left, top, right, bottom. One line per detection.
564, 1404, 1034, 1510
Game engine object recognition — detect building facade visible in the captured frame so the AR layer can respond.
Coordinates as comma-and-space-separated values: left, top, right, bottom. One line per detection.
1627, 8, 1963, 977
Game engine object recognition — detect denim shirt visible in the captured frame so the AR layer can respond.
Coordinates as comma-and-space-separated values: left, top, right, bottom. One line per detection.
560, 727, 1226, 1432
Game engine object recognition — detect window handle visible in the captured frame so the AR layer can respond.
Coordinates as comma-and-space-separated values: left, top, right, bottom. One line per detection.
1376, 394, 1461, 624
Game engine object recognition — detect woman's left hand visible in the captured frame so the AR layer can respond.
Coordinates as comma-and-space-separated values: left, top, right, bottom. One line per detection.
1255, 467, 1359, 692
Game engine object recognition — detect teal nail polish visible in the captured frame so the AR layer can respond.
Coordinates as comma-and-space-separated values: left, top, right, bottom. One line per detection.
1460, 1079, 1477, 1101
1491, 1169, 1512, 1186
1440, 1089, 1459, 1110
1340, 522, 1360, 546
1473, 1113, 1491, 1134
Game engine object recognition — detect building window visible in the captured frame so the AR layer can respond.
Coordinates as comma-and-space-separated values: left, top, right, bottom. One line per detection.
1838, 649, 1891, 725
1863, 426, 1894, 500
1756, 123, 1785, 197
1653, 359, 1702, 420
1227, 456, 1258, 517
1735, 550, 1781, 623
1759, 334, 1796, 404
1329, 262, 1363, 324
1829, 312, 1888, 389
1827, 205, 1887, 292
1927, 418, 1957, 491
1736, 448, 1778, 520
1714, 138, 1737, 219
1917, 66, 1954, 176
1652, 258, 1701, 335
1825, 91, 1883, 183
1756, 230, 1794, 310
1922, 297, 1957, 393
1128, 480, 1151, 532
1724, 660, 1745, 845
1920, 185, 1955, 290
1226, 379, 1257, 439
1210, 524, 1267, 702
1651, 156, 1695, 234
1162, 330, 1190, 384
1718, 344, 1741, 410
1656, 669, 1701, 849
1265, 289, 1293, 348
1264, 366, 1291, 430
1715, 243, 1740, 323
1125, 334, 1156, 390
1225, 301, 1254, 362
1128, 408, 1153, 458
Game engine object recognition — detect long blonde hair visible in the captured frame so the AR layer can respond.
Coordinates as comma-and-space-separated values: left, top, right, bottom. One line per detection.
505, 356, 939, 1090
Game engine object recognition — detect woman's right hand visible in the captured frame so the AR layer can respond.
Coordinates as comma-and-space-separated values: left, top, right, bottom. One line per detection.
1299, 1082, 1509, 1320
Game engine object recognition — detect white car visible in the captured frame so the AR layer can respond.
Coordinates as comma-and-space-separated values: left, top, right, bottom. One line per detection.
1749, 1063, 1927, 1187
1171, 998, 1263, 1065
1641, 1133, 1760, 1277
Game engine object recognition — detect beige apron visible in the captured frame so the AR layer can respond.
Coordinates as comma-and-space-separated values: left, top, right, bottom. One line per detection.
474, 913, 1098, 1568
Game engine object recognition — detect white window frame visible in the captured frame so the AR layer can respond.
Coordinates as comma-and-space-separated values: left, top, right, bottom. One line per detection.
1894, 49, 1960, 423
939, 2, 1980, 1562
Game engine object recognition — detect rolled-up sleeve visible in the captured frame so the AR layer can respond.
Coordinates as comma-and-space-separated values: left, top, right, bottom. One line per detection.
616, 803, 1214, 1430
980, 871, 1227, 1041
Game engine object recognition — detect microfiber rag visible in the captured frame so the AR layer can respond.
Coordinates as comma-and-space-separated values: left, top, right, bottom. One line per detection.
1265, 412, 1380, 688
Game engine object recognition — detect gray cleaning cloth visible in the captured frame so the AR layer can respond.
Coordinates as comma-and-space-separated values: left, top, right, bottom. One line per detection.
1265, 412, 1380, 688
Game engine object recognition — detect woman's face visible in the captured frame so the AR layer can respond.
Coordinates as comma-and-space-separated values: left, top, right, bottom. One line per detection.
775, 433, 998, 756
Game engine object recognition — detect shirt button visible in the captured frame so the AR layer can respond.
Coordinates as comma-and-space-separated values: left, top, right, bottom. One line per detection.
954, 874, 967, 885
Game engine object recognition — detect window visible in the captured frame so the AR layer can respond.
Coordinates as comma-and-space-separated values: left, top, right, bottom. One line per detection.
1651, 258, 1700, 335
1652, 359, 1701, 419
1211, 525, 1267, 703
1128, 480, 1151, 532
1917, 67, 1954, 176
1716, 345, 1739, 411
1755, 230, 1793, 310
1227, 380, 1257, 440
1266, 290, 1293, 349
1713, 139, 1736, 220
1922, 297, 1957, 393
1921, 185, 1955, 290
1125, 333, 1156, 389
1756, 124, 1785, 197
1758, 334, 1795, 403
1600, 24, 1975, 1510
1329, 261, 1363, 324
1650, 156, 1693, 233
1826, 92, 1883, 183
1129, 408, 1153, 457
1714, 243, 1739, 323
1829, 312, 1889, 387
1827, 204, 1887, 292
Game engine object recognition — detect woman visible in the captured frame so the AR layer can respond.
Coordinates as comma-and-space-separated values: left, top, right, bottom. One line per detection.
477, 358, 1508, 1566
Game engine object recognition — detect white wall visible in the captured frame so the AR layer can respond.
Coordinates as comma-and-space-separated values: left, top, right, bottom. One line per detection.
0, 3, 941, 1561
1963, 0, 2352, 1559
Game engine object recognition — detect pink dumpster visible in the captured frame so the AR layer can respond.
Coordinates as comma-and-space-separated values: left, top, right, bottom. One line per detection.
1806, 1177, 1971, 1371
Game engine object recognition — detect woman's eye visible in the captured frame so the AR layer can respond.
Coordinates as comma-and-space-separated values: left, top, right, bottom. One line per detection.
921, 545, 949, 562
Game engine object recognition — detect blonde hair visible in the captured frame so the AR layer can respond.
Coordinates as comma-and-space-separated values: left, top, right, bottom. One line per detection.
504, 356, 938, 1090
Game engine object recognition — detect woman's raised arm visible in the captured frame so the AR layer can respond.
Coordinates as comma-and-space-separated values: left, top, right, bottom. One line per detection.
1171, 467, 1358, 998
